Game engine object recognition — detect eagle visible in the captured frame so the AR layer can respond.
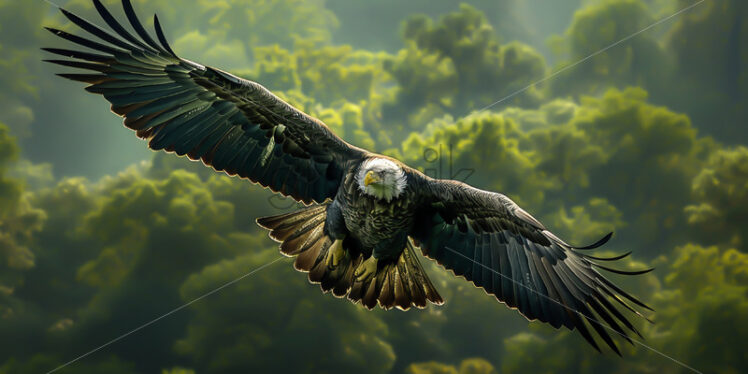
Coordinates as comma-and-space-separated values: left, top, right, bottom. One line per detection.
45, 0, 653, 354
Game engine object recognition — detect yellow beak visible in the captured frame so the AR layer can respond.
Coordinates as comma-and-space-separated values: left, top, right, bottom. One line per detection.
364, 171, 378, 186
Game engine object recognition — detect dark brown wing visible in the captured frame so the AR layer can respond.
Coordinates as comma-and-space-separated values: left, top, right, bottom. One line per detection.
44, 0, 367, 204
409, 177, 653, 354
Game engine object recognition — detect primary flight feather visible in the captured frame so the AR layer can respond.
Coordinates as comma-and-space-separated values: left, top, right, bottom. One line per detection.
45, 0, 653, 354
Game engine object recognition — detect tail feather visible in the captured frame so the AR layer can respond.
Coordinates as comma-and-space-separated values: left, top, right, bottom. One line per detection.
348, 239, 444, 310
257, 204, 326, 242
280, 222, 325, 256
257, 205, 443, 310
295, 234, 329, 271
332, 262, 360, 297
272, 214, 324, 243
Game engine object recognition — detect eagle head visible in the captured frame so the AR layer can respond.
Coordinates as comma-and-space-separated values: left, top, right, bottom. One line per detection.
357, 158, 406, 201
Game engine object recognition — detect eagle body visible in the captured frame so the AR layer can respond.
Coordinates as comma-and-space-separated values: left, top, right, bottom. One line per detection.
46, 0, 655, 355
332, 159, 417, 261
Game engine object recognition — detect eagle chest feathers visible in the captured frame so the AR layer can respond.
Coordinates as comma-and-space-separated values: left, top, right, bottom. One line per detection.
338, 158, 414, 253
343, 188, 415, 249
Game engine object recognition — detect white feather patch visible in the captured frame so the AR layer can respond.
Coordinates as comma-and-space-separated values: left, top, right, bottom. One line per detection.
357, 158, 407, 201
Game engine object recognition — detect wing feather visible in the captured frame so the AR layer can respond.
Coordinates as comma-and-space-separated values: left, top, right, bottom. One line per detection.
410, 176, 653, 353
45, 0, 366, 204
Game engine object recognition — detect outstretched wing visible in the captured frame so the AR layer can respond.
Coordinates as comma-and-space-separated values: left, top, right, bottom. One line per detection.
409, 178, 653, 354
44, 0, 367, 204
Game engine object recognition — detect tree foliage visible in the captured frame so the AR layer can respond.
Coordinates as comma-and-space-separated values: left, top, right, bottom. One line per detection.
0, 0, 746, 373
383, 4, 545, 130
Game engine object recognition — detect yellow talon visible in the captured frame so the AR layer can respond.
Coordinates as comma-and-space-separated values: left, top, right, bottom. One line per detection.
325, 239, 345, 268
355, 256, 378, 282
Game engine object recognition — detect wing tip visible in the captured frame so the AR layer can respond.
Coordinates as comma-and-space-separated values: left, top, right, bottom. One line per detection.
58, 6, 76, 19
121, 0, 164, 53
594, 263, 655, 276
153, 14, 178, 57
584, 250, 632, 262
574, 232, 613, 250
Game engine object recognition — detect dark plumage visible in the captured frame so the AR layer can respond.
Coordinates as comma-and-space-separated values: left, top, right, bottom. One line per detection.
45, 0, 653, 354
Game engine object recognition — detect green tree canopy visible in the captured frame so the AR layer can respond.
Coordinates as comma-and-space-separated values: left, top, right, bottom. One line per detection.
0, 0, 746, 372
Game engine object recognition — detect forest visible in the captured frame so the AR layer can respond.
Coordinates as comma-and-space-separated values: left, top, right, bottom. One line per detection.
0, 0, 746, 372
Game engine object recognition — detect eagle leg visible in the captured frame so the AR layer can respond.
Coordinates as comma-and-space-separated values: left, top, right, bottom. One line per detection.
354, 256, 378, 282
325, 238, 346, 268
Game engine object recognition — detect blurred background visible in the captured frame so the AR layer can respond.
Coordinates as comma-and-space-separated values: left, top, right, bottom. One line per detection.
0, 0, 746, 372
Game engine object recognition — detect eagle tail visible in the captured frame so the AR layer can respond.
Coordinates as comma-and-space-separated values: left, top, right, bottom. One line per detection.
256, 203, 359, 296
348, 239, 444, 310
256, 203, 331, 269
257, 207, 443, 310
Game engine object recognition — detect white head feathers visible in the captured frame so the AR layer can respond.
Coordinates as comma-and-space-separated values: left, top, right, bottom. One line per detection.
357, 158, 407, 201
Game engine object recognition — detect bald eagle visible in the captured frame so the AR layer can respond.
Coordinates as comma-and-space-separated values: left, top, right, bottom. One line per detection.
45, 0, 653, 354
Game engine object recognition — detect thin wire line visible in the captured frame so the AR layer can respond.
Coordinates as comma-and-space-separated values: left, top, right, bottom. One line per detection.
45, 256, 287, 374
471, 0, 706, 115
43, 0, 60, 9
38, 0, 707, 373
443, 246, 702, 374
